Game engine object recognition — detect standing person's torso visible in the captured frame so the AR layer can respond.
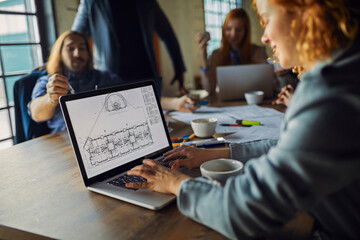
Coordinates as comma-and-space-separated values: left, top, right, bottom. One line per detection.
109, 0, 153, 80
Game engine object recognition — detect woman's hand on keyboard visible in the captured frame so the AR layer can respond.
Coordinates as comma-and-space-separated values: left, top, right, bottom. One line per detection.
162, 145, 230, 169
126, 159, 190, 195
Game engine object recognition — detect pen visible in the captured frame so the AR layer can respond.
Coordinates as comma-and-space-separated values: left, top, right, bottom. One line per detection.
220, 124, 252, 127
172, 134, 191, 143
68, 83, 75, 94
181, 137, 225, 147
197, 142, 226, 148
185, 100, 210, 107
182, 133, 196, 142
235, 120, 261, 125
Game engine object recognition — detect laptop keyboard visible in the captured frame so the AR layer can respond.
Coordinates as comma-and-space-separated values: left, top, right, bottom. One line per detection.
107, 157, 180, 190
108, 175, 147, 189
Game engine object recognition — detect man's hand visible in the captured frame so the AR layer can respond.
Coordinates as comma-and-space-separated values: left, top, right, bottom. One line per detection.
46, 74, 70, 105
175, 95, 199, 113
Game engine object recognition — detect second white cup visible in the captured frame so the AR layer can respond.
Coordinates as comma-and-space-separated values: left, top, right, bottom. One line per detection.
191, 118, 217, 138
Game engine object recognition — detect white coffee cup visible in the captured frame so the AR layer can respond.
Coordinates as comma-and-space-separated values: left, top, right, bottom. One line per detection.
244, 91, 264, 105
200, 158, 244, 185
191, 118, 217, 138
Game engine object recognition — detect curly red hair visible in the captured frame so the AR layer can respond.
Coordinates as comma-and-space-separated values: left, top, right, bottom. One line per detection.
253, 0, 359, 74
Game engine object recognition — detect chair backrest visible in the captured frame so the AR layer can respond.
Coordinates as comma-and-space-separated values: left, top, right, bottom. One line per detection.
13, 70, 51, 144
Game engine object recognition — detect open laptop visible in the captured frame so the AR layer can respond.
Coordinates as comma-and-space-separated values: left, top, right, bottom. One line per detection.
60, 80, 176, 210
216, 63, 275, 101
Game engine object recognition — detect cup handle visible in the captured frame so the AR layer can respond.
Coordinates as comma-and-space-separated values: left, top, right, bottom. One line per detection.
202, 176, 212, 181
202, 176, 223, 186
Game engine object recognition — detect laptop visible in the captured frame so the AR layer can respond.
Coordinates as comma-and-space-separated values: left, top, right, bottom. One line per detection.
60, 80, 177, 210
216, 63, 275, 101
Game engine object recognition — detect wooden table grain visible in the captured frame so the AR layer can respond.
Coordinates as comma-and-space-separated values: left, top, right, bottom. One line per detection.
0, 99, 312, 240
0, 130, 227, 240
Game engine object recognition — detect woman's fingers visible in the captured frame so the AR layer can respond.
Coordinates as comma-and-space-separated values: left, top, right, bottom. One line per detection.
127, 164, 155, 179
125, 182, 149, 189
163, 149, 186, 161
142, 159, 161, 168
163, 145, 194, 160
169, 158, 194, 169
287, 84, 294, 91
163, 148, 178, 156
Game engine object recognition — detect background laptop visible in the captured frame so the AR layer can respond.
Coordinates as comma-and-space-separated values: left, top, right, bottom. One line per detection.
60, 80, 176, 210
216, 63, 275, 101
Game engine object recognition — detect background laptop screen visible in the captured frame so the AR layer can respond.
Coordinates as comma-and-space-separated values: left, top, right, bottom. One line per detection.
64, 85, 169, 178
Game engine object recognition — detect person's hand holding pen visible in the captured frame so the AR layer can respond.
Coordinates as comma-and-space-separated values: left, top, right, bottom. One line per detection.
161, 95, 199, 113
272, 84, 295, 106
176, 95, 199, 112
46, 73, 72, 105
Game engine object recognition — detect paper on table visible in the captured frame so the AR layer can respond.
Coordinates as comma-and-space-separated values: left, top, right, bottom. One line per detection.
169, 106, 230, 125
223, 115, 283, 143
170, 105, 284, 143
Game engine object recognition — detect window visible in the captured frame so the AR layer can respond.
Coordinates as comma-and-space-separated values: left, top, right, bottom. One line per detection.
203, 0, 242, 56
0, 0, 54, 150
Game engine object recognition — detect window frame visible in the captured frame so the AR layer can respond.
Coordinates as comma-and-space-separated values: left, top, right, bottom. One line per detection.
0, 0, 56, 146
203, 0, 242, 56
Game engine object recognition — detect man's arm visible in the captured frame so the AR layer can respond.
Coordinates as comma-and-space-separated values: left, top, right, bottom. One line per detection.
30, 95, 58, 122
30, 74, 70, 122
153, 2, 186, 88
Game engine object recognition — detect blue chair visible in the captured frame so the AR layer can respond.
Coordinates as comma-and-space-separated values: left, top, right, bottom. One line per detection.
13, 69, 50, 144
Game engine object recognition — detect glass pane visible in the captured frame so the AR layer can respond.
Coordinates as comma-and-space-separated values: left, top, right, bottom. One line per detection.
10, 106, 15, 136
1, 44, 42, 74
6, 75, 23, 105
0, 78, 6, 107
0, 0, 36, 13
0, 109, 11, 139
0, 14, 40, 44
0, 57, 2, 75
0, 139, 13, 150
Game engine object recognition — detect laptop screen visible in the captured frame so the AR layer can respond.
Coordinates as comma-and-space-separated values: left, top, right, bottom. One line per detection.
62, 82, 170, 179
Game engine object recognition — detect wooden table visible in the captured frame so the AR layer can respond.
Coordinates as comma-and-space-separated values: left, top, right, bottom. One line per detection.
0, 130, 228, 240
0, 100, 312, 240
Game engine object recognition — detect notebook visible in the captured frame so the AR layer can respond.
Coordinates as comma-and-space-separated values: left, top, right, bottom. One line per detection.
216, 63, 275, 101
60, 80, 176, 210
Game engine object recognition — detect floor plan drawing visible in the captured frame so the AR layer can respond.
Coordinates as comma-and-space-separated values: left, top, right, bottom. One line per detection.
65, 84, 170, 178
79, 91, 155, 167
84, 122, 153, 166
